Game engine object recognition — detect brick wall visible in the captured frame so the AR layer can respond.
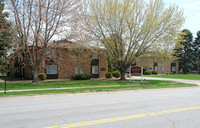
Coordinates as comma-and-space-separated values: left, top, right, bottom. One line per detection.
157, 62, 171, 74
57, 49, 93, 79
45, 49, 107, 79
9, 47, 108, 79
98, 52, 108, 78
136, 57, 179, 74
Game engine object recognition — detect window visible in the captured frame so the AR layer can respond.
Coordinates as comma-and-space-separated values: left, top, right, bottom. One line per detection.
46, 65, 57, 74
171, 67, 176, 72
172, 60, 176, 63
92, 53, 98, 59
92, 66, 98, 74
46, 50, 53, 57
75, 66, 84, 74
75, 51, 79, 57
154, 66, 158, 71
75, 66, 79, 74
46, 50, 57, 59
160, 67, 165, 71
80, 66, 83, 74
75, 50, 83, 58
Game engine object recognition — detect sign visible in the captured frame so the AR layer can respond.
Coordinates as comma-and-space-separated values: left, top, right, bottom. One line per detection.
131, 66, 141, 73
100, 67, 106, 71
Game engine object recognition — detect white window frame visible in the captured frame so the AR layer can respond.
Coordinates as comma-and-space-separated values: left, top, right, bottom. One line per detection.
160, 67, 165, 71
154, 66, 158, 71
46, 65, 57, 74
80, 66, 83, 74
75, 66, 79, 74
92, 66, 99, 74
171, 67, 176, 72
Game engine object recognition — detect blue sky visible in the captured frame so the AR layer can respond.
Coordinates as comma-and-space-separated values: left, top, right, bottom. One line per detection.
163, 0, 200, 37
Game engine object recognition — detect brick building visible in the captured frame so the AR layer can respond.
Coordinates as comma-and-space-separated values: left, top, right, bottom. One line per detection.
8, 40, 108, 79
127, 57, 179, 74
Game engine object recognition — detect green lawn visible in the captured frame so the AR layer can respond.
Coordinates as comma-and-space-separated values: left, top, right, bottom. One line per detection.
0, 80, 145, 90
145, 74, 200, 80
0, 79, 197, 96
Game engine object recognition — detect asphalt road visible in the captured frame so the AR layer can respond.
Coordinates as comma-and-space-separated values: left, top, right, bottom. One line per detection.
1, 87, 200, 128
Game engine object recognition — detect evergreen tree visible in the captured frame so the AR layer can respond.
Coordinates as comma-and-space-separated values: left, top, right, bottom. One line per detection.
178, 29, 195, 74
0, 2, 12, 75
193, 31, 200, 73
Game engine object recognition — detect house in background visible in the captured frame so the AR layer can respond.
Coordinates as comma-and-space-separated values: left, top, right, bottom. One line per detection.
126, 57, 179, 74
8, 40, 108, 79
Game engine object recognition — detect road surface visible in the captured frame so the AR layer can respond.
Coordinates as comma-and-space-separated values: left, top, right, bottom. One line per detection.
1, 87, 200, 128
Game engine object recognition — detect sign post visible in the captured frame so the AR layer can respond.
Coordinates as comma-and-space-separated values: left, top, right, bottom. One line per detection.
129, 65, 131, 81
4, 78, 6, 94
141, 67, 143, 83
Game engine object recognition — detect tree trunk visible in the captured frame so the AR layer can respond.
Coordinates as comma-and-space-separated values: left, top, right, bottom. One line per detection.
120, 70, 126, 80
32, 69, 39, 84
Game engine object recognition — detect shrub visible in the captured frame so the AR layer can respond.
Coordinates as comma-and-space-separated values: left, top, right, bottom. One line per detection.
71, 74, 82, 80
112, 71, 121, 78
38, 73, 47, 80
105, 72, 113, 78
144, 70, 152, 75
82, 74, 92, 80
152, 70, 158, 75
71, 74, 92, 80
143, 68, 146, 74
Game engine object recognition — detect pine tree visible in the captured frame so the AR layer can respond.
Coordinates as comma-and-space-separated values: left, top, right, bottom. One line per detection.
0, 2, 12, 75
178, 29, 195, 74
193, 31, 200, 73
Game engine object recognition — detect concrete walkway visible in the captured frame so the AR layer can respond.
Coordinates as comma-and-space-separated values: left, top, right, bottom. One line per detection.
132, 76, 200, 86
0, 79, 4, 83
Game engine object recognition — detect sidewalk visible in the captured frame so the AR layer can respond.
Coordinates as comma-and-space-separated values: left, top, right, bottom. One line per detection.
132, 76, 200, 86
0, 79, 4, 83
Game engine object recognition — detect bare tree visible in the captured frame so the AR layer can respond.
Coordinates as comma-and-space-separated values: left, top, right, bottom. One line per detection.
7, 0, 82, 83
85, 0, 185, 80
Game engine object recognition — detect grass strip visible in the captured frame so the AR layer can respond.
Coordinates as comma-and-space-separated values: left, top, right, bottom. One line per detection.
0, 82, 196, 96
0, 80, 172, 90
